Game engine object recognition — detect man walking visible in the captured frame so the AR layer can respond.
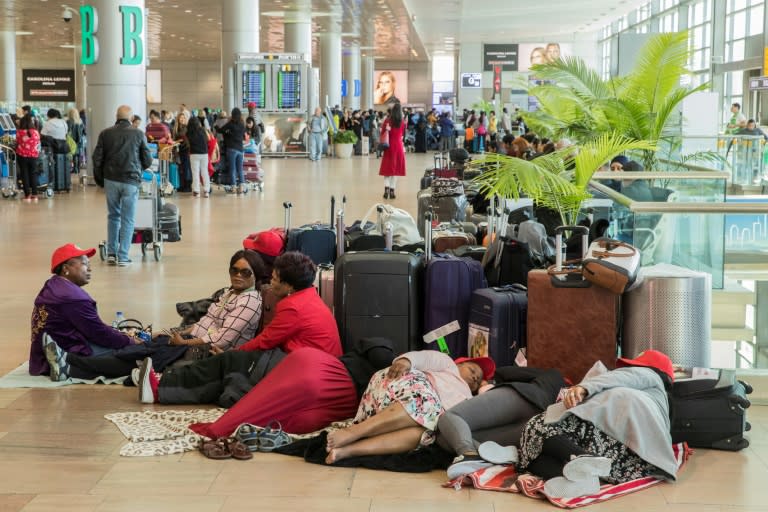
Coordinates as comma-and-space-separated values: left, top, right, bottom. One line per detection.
308, 107, 328, 161
92, 105, 152, 267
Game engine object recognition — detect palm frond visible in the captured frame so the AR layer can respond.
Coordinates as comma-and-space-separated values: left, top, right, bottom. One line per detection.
529, 57, 612, 101
571, 133, 657, 189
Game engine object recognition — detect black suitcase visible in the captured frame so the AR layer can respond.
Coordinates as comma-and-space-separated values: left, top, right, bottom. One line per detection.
284, 198, 337, 265
51, 153, 71, 191
467, 285, 527, 367
158, 202, 182, 242
334, 251, 423, 354
670, 369, 752, 451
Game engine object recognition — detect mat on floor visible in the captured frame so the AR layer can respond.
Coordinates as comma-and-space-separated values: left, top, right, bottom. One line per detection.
0, 361, 126, 388
105, 409, 327, 457
445, 443, 691, 508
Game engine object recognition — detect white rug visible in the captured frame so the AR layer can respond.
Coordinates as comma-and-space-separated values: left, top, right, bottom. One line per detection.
0, 361, 126, 388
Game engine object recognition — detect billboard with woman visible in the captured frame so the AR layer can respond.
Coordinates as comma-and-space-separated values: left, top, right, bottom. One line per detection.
374, 70, 409, 106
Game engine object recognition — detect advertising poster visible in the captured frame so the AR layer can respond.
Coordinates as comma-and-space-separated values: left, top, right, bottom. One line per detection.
373, 70, 409, 106
483, 44, 519, 71
22, 69, 75, 102
517, 43, 572, 72
260, 113, 307, 154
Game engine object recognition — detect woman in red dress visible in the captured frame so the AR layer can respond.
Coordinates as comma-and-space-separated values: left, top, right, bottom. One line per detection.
379, 103, 406, 199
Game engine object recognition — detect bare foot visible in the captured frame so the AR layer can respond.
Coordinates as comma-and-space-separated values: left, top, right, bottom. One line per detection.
326, 428, 359, 451
325, 447, 349, 464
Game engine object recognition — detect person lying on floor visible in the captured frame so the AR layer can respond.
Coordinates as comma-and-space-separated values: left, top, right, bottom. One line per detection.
137, 251, 342, 405
40, 248, 265, 381
439, 366, 566, 479
29, 244, 141, 377
188, 338, 396, 441
323, 351, 495, 465
516, 350, 678, 499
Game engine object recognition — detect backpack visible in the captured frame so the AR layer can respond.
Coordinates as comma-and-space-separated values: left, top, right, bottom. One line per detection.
65, 134, 77, 156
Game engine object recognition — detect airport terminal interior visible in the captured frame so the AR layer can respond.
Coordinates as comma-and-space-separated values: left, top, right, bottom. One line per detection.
3, 0, 768, 510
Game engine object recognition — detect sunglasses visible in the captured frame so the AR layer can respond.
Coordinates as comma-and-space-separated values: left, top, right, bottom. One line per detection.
229, 267, 253, 278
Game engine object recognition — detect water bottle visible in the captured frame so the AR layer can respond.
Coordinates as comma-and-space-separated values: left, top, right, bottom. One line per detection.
113, 311, 125, 329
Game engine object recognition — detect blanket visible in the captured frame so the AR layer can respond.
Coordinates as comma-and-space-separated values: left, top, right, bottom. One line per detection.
444, 443, 691, 509
0, 362, 125, 388
105, 409, 326, 457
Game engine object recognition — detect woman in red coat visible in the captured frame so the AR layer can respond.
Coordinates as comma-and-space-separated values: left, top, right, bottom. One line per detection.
379, 103, 406, 199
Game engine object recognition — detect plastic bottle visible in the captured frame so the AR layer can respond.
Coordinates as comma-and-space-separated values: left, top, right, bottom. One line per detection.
113, 311, 125, 328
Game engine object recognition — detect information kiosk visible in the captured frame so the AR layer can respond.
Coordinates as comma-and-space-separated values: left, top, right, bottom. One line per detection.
235, 53, 315, 158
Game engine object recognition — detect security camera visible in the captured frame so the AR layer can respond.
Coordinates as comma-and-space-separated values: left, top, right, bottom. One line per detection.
63, 8, 73, 23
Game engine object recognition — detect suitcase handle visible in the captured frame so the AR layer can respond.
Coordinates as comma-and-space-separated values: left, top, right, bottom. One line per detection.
283, 201, 292, 232
330, 195, 336, 228
425, 210, 433, 261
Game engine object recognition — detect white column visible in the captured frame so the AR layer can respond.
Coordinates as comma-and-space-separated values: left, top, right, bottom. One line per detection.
0, 32, 17, 108
85, 0, 147, 181
284, 10, 312, 58
74, 40, 87, 109
361, 55, 375, 111
221, 0, 259, 110
319, 31, 342, 109
343, 43, 361, 110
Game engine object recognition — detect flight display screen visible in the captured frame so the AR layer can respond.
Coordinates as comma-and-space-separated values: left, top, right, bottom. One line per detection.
277, 70, 301, 109
242, 70, 266, 109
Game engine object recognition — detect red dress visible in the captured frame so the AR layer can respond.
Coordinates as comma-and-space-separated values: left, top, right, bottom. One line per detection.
188, 348, 358, 437
378, 120, 406, 177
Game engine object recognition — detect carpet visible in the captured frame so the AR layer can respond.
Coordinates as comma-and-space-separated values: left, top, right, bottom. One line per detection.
445, 443, 691, 508
0, 361, 126, 388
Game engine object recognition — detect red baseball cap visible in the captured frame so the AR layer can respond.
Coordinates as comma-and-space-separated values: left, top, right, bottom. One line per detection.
247, 102, 257, 109
616, 349, 674, 382
243, 229, 285, 257
50, 243, 96, 273
455, 356, 496, 380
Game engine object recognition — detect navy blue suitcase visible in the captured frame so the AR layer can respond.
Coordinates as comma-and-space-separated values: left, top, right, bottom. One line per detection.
51, 153, 71, 191
467, 285, 528, 367
284, 198, 336, 265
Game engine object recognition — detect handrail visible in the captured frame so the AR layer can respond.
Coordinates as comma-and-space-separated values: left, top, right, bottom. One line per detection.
588, 181, 632, 207
592, 170, 729, 180
656, 159, 728, 173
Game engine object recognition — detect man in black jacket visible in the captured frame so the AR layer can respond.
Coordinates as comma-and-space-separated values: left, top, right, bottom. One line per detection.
92, 105, 152, 267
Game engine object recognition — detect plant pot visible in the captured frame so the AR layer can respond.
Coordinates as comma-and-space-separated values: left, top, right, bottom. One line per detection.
335, 143, 354, 159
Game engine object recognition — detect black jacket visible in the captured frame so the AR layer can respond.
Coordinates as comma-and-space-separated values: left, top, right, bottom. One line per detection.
493, 366, 566, 411
186, 129, 208, 155
92, 119, 152, 187
221, 120, 246, 151
339, 337, 395, 398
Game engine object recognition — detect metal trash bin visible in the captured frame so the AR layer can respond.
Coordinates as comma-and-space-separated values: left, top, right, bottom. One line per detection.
623, 264, 712, 368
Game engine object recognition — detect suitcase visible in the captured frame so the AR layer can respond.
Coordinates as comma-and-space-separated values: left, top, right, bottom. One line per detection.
316, 264, 335, 312
51, 153, 71, 192
284, 197, 337, 265
669, 369, 752, 451
420, 169, 433, 190
158, 202, 182, 242
361, 136, 369, 156
417, 189, 468, 236
334, 251, 423, 354
468, 284, 528, 367
526, 227, 619, 383
169, 162, 180, 189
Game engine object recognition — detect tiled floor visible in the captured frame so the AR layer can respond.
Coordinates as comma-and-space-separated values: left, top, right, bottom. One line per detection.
0, 152, 765, 511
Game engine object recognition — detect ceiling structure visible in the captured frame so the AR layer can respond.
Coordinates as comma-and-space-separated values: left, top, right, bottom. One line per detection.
3, 0, 651, 64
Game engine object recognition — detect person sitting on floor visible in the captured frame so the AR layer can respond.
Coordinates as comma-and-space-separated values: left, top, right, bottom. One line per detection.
323, 351, 495, 465
137, 251, 342, 405
29, 244, 139, 377
190, 338, 396, 443
439, 366, 566, 479
516, 350, 678, 499
41, 249, 265, 381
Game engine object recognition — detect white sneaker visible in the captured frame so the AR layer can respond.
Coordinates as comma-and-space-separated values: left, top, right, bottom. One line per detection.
544, 475, 600, 499
138, 357, 156, 403
42, 333, 69, 381
131, 368, 140, 386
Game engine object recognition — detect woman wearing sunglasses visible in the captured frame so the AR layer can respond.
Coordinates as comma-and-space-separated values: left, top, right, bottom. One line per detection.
41, 249, 265, 381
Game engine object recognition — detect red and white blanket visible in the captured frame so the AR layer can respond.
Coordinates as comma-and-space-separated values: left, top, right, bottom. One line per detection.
444, 443, 691, 508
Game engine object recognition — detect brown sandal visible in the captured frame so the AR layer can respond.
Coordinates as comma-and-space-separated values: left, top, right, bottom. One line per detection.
225, 438, 253, 460
199, 439, 231, 460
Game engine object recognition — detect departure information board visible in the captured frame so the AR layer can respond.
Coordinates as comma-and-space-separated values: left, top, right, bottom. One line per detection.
242, 70, 266, 109
277, 71, 301, 109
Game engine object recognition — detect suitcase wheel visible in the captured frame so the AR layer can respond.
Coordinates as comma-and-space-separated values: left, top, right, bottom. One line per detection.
739, 380, 754, 395
712, 436, 750, 451
746, 421, 752, 432
729, 395, 751, 409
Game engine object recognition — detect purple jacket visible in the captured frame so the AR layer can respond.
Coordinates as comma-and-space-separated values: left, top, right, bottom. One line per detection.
29, 276, 132, 375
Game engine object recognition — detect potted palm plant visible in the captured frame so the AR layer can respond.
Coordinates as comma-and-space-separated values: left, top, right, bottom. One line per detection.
333, 130, 358, 159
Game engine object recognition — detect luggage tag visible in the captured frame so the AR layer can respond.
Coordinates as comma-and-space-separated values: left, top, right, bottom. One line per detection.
423, 321, 461, 356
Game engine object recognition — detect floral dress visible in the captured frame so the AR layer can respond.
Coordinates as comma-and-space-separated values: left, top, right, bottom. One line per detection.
519, 412, 660, 483
353, 368, 443, 446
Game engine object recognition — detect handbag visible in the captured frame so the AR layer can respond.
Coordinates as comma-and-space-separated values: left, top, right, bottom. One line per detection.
378, 128, 390, 151
582, 238, 640, 294
360, 203, 422, 246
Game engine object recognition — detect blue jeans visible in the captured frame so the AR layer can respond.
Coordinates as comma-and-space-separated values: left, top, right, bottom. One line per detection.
309, 132, 324, 160
227, 149, 244, 186
105, 179, 139, 262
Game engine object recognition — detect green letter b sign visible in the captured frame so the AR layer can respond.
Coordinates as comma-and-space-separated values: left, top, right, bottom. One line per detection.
80, 5, 99, 65
120, 6, 144, 65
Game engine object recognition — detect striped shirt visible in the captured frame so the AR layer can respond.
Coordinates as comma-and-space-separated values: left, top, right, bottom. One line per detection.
189, 288, 262, 350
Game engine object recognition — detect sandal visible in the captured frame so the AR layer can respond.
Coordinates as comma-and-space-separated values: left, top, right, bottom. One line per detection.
199, 439, 231, 460
224, 438, 253, 460
234, 423, 261, 452
256, 420, 293, 452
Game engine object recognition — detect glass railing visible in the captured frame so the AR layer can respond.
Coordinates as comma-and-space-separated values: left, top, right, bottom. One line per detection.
670, 134, 767, 186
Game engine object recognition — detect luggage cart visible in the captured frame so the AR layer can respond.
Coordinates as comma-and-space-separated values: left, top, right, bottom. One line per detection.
0, 144, 18, 199
98, 171, 166, 262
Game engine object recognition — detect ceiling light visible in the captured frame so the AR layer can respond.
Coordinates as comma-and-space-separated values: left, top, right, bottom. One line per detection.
15, 31, 34, 35
60, 44, 76, 48
184, 9, 191, 13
